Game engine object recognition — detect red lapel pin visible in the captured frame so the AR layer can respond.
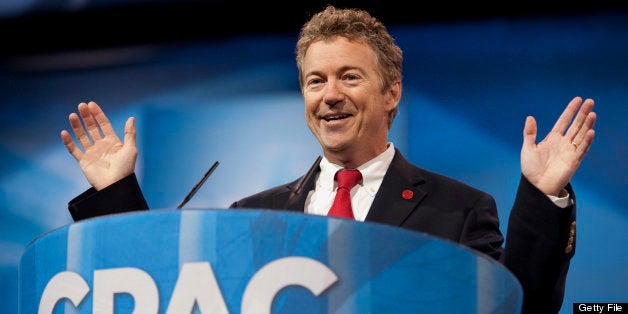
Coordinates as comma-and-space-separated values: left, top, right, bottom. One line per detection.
402, 189, 413, 200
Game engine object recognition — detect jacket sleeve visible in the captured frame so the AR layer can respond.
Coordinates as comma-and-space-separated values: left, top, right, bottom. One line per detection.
68, 173, 149, 221
504, 175, 576, 314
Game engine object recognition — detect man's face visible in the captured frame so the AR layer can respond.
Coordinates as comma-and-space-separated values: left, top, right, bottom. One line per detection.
301, 36, 399, 167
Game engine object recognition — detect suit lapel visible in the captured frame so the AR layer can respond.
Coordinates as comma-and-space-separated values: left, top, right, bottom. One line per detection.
365, 150, 427, 226
280, 151, 427, 225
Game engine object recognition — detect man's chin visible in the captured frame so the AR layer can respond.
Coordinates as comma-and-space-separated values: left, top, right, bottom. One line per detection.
321, 138, 350, 152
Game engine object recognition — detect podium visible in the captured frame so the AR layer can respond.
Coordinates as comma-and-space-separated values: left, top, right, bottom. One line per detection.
20, 209, 522, 313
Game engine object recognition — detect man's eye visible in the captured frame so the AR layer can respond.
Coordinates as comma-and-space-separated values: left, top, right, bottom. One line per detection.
308, 78, 322, 85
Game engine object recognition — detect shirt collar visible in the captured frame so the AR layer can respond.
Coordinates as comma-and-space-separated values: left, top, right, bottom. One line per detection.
318, 143, 396, 193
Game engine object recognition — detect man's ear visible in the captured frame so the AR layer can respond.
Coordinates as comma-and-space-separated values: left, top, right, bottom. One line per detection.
385, 81, 402, 110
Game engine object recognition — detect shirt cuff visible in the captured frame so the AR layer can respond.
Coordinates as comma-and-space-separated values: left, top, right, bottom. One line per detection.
547, 191, 572, 208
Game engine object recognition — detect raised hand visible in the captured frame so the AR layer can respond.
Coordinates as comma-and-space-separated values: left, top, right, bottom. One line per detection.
521, 96, 597, 196
60, 101, 138, 190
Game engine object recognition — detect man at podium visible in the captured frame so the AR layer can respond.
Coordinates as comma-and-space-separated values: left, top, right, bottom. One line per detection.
60, 5, 596, 314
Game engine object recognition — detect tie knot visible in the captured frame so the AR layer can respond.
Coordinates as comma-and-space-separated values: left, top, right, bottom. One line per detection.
334, 169, 362, 189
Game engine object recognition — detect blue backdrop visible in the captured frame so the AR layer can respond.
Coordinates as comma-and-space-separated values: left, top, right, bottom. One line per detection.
0, 11, 626, 314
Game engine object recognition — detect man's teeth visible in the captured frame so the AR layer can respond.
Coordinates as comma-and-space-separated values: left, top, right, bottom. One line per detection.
324, 114, 349, 121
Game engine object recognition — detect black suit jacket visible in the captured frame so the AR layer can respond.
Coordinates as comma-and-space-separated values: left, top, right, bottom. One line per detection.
69, 149, 575, 314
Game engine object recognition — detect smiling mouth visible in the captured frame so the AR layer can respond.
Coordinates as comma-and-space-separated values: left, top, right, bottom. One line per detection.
321, 114, 351, 122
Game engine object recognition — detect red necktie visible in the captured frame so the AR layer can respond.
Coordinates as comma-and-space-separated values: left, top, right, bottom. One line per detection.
327, 169, 362, 219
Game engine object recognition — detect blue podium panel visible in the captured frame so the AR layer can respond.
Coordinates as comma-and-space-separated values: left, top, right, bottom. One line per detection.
20, 209, 522, 313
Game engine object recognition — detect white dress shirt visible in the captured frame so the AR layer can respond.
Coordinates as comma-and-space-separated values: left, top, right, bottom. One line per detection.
305, 143, 395, 221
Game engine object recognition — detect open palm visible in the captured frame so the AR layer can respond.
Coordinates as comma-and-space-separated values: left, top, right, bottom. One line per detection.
520, 97, 596, 196
60, 102, 138, 191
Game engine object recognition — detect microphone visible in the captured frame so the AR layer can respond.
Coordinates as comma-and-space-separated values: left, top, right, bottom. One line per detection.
283, 155, 322, 209
177, 161, 220, 209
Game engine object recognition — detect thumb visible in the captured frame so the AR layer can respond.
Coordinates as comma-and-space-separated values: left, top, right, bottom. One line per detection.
522, 116, 537, 150
124, 117, 137, 147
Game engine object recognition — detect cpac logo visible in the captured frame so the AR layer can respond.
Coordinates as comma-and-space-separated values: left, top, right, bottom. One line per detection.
39, 257, 337, 314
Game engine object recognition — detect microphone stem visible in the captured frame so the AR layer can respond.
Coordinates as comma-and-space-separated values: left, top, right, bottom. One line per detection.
284, 155, 322, 209
177, 161, 220, 209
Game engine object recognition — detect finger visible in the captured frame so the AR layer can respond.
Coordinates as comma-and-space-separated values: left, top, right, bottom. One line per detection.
522, 116, 538, 149
124, 117, 137, 147
69, 110, 92, 149
565, 98, 595, 141
88, 101, 119, 141
551, 96, 582, 135
60, 130, 84, 162
576, 129, 596, 162
574, 112, 597, 157
571, 108, 597, 145
79, 101, 104, 142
